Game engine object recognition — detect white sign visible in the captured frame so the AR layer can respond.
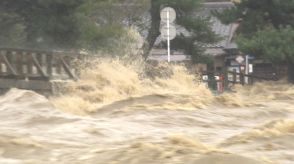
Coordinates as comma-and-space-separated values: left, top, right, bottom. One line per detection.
202, 75, 208, 81
160, 25, 177, 40
236, 55, 245, 64
249, 64, 253, 73
160, 7, 176, 23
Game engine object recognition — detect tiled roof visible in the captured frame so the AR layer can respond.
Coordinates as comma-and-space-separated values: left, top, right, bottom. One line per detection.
199, 2, 235, 48
154, 2, 236, 49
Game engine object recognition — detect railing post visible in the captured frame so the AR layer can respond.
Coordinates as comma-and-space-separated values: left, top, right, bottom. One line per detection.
6, 50, 12, 74
0, 50, 4, 73
46, 53, 53, 77
233, 69, 237, 84
248, 74, 253, 85
56, 56, 62, 74
224, 69, 228, 90
16, 51, 23, 76
27, 52, 33, 75
240, 73, 245, 85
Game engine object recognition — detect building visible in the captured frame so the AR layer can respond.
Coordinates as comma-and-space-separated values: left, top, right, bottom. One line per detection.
199, 2, 240, 72
148, 1, 288, 82
148, 2, 240, 72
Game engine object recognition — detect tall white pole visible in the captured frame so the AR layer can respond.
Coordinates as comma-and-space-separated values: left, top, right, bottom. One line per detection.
245, 55, 249, 84
167, 9, 171, 62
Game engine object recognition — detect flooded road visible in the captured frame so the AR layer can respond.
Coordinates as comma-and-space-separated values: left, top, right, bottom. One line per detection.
0, 61, 293, 164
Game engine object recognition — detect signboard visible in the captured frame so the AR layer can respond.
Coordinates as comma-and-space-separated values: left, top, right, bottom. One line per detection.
249, 64, 253, 73
160, 25, 177, 40
202, 75, 208, 81
236, 55, 245, 64
160, 7, 176, 23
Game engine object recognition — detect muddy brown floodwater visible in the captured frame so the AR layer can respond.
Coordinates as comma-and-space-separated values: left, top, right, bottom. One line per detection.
0, 60, 293, 164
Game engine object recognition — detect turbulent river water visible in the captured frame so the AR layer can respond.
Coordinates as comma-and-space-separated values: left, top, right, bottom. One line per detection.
0, 60, 293, 164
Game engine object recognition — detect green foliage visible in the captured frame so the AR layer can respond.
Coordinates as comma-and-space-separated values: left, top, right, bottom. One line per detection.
0, 0, 147, 52
0, 0, 83, 49
215, 0, 294, 82
215, 0, 294, 35
238, 27, 294, 63
215, 0, 294, 61
76, 0, 148, 53
0, 0, 218, 59
0, 12, 26, 46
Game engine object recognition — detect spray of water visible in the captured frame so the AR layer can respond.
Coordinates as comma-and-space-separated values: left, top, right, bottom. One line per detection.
1, 27, 293, 164
51, 54, 294, 115
51, 58, 214, 115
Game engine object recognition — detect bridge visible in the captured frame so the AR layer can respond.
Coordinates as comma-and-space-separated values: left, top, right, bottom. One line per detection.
0, 48, 82, 94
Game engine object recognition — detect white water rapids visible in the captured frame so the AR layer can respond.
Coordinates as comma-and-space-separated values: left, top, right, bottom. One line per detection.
0, 60, 293, 164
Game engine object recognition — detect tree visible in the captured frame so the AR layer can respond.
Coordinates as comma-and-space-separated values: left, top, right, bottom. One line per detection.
0, 0, 148, 53
0, 0, 218, 60
237, 27, 293, 63
144, 0, 219, 62
0, 0, 83, 49
214, 0, 294, 35
76, 0, 149, 53
0, 11, 26, 46
214, 0, 294, 82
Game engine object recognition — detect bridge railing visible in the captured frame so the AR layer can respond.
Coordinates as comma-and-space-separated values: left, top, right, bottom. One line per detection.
0, 48, 80, 81
201, 70, 279, 93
